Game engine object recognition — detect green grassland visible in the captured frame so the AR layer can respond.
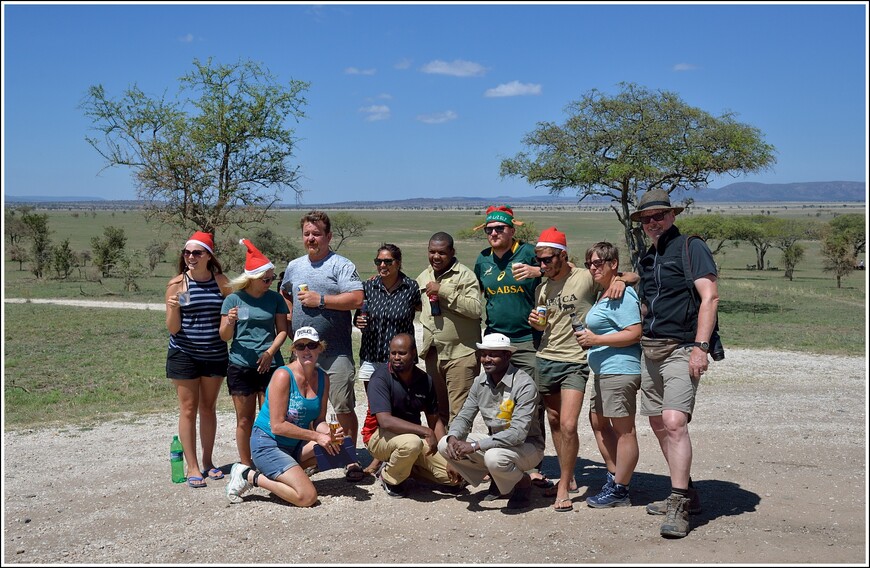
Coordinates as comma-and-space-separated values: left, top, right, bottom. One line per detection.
3, 205, 866, 427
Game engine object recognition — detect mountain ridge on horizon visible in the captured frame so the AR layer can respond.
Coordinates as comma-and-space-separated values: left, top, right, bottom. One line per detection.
5, 180, 865, 206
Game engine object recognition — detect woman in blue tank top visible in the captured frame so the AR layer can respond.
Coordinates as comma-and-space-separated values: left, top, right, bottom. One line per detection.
165, 231, 231, 488
225, 327, 347, 507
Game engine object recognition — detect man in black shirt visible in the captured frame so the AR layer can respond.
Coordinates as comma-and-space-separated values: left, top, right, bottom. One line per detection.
360, 333, 460, 497
633, 189, 719, 539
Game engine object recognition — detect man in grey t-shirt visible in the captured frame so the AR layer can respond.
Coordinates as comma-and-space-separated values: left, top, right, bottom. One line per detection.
280, 210, 366, 481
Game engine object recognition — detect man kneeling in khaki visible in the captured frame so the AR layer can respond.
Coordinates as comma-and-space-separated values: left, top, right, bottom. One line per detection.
362, 333, 461, 498
438, 333, 545, 510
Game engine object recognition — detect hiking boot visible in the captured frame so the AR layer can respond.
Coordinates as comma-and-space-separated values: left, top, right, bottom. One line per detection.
225, 463, 253, 504
646, 487, 702, 515
659, 493, 691, 538
586, 482, 631, 508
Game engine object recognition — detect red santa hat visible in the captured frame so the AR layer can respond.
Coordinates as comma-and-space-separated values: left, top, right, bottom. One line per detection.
185, 231, 214, 255
536, 226, 567, 251
239, 238, 274, 276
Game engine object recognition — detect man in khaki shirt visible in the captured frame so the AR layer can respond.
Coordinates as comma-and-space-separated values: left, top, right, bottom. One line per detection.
529, 226, 633, 512
416, 232, 482, 425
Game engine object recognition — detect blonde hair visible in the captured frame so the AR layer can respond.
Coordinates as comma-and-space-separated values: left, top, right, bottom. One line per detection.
228, 268, 271, 292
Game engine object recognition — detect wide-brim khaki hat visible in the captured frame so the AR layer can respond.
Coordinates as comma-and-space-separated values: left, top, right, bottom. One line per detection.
629, 188, 685, 222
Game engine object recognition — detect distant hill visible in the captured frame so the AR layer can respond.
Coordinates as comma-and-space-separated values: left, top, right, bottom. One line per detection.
687, 181, 865, 203
4, 181, 865, 209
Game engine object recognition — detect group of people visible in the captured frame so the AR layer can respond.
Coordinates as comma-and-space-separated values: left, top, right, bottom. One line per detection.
164, 190, 719, 539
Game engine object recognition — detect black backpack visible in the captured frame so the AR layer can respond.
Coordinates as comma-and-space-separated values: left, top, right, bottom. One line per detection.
680, 235, 725, 361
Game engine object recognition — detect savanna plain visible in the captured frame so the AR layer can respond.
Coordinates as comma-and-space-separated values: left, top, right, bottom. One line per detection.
3, 205, 867, 565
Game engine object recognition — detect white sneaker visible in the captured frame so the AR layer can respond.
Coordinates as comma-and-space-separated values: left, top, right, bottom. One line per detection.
225, 463, 253, 504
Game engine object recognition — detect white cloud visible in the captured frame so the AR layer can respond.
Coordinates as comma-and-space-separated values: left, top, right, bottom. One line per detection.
178, 33, 194, 43
416, 111, 458, 124
345, 67, 377, 76
673, 63, 699, 72
484, 80, 542, 98
420, 59, 487, 77
394, 58, 412, 70
359, 104, 390, 122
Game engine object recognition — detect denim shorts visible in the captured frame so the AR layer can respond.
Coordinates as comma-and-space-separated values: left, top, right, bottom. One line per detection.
250, 426, 306, 479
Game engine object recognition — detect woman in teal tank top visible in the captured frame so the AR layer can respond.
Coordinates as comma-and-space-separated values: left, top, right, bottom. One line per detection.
225, 327, 348, 507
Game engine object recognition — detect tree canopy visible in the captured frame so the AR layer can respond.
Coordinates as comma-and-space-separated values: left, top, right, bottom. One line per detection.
500, 82, 777, 268
81, 57, 309, 243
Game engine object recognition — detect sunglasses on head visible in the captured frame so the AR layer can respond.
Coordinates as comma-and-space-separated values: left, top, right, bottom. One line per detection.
584, 259, 609, 269
535, 254, 559, 265
639, 211, 669, 224
484, 225, 508, 235
182, 249, 206, 258
294, 342, 320, 351
374, 258, 395, 266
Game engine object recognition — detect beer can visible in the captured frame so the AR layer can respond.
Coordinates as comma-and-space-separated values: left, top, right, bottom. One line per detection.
536, 305, 547, 325
298, 284, 309, 292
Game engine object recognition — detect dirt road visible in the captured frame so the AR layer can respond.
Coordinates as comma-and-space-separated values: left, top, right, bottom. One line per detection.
2, 299, 867, 564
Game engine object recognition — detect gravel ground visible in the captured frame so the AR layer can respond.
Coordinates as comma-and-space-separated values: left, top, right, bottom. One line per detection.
3, 344, 867, 566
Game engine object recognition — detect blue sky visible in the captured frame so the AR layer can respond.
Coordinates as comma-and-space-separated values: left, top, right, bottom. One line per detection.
2, 1, 868, 204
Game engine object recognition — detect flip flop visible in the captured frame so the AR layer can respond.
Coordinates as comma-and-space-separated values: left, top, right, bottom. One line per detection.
543, 480, 579, 497
202, 467, 224, 480
531, 475, 554, 489
553, 497, 574, 512
187, 476, 207, 488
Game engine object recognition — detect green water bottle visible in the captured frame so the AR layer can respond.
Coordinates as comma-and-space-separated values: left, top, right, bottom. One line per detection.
170, 435, 185, 483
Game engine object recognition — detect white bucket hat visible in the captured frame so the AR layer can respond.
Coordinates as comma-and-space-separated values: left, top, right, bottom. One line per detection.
476, 333, 517, 353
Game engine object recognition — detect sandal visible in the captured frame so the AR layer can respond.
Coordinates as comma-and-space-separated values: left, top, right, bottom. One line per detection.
187, 476, 207, 489
202, 467, 224, 480
345, 463, 366, 483
553, 497, 573, 512
531, 474, 554, 489
543, 479, 579, 497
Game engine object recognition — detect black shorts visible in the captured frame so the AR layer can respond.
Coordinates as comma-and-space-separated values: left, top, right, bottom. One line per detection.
166, 347, 228, 380
226, 363, 276, 396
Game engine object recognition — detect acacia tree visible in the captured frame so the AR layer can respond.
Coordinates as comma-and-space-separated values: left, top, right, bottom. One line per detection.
828, 213, 865, 259
500, 82, 776, 268
330, 212, 372, 251
81, 58, 309, 243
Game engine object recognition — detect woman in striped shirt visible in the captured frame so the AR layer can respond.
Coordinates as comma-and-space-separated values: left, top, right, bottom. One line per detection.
165, 231, 231, 488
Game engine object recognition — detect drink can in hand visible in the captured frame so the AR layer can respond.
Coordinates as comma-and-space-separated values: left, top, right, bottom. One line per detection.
298, 284, 309, 292
536, 305, 547, 326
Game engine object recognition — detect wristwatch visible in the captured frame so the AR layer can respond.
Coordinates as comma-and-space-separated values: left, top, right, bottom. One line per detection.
694, 341, 710, 352
318, 294, 326, 310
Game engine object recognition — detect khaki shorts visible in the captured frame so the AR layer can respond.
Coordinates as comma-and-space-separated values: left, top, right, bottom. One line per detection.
640, 346, 699, 419
535, 358, 589, 395
319, 354, 356, 414
589, 374, 641, 418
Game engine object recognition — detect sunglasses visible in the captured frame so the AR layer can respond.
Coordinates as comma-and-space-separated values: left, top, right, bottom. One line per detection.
374, 258, 395, 266
260, 276, 276, 284
584, 259, 609, 269
182, 249, 206, 258
639, 211, 669, 224
535, 254, 559, 265
294, 342, 320, 351
484, 225, 509, 235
